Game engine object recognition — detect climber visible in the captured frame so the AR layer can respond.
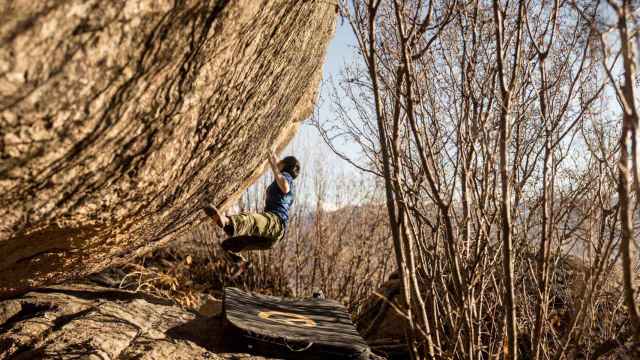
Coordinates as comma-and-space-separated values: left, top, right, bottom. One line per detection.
203, 146, 299, 263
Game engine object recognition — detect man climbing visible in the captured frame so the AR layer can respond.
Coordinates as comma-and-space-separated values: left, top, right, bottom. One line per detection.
203, 147, 299, 267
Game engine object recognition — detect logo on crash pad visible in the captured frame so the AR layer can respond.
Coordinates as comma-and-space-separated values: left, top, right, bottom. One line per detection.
258, 311, 317, 327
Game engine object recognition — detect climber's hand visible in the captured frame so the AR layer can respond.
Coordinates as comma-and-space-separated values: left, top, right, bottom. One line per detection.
268, 147, 279, 172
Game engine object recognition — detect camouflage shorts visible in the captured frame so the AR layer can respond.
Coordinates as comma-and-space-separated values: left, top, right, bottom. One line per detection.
225, 211, 285, 250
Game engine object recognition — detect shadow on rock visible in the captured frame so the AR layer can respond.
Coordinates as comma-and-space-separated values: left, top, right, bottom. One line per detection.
166, 315, 241, 353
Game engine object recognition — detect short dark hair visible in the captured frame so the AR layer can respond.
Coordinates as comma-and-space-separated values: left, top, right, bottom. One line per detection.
281, 156, 300, 179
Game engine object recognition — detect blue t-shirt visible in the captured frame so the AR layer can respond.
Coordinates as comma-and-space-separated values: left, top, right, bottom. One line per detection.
264, 172, 295, 226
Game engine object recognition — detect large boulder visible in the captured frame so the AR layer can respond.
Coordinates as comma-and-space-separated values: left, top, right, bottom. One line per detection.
0, 0, 336, 295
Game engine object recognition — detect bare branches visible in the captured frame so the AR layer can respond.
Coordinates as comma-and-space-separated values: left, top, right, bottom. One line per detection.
318, 0, 637, 358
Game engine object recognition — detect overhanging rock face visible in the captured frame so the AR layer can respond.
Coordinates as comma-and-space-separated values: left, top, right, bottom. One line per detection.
223, 287, 371, 359
0, 1, 335, 295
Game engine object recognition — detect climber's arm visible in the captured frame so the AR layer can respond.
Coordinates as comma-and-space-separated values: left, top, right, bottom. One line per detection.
269, 149, 290, 194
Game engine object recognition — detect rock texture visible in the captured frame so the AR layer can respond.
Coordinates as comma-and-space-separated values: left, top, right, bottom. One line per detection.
0, 0, 336, 295
0, 284, 277, 359
355, 273, 408, 359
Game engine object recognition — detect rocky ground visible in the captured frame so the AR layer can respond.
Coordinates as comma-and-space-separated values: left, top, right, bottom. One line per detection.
0, 220, 314, 360
0, 283, 280, 359
0, 223, 289, 359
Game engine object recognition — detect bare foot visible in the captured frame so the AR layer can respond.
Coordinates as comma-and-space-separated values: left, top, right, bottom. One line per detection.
203, 204, 228, 228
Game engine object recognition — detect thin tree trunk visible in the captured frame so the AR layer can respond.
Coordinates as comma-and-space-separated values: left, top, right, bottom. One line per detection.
617, 0, 640, 340
364, 1, 418, 357
492, 1, 523, 357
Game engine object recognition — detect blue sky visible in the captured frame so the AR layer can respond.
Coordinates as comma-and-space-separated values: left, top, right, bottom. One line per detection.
320, 19, 357, 86
292, 20, 359, 169
278, 20, 372, 208
245, 20, 385, 210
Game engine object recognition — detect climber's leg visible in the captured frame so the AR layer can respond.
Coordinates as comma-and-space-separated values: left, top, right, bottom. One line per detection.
203, 204, 237, 237
203, 204, 231, 231
220, 212, 284, 252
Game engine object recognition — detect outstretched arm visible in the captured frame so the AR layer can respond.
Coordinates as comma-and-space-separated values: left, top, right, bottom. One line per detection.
268, 147, 290, 194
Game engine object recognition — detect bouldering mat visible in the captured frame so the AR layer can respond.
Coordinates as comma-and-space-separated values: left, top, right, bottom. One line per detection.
223, 287, 371, 359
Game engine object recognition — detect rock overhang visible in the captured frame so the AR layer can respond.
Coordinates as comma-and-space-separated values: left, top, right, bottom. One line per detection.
0, 0, 337, 296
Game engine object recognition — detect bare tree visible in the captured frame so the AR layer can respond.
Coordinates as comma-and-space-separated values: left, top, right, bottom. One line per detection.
316, 0, 635, 358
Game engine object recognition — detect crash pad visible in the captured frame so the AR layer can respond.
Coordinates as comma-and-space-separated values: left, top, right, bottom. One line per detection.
223, 287, 371, 359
